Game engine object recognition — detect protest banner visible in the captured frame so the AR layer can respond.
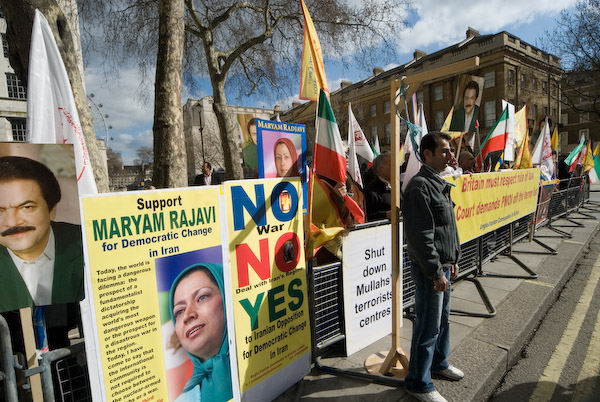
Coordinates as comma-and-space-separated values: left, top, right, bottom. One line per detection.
223, 178, 311, 401
448, 169, 540, 243
342, 224, 393, 356
80, 186, 236, 402
256, 119, 308, 213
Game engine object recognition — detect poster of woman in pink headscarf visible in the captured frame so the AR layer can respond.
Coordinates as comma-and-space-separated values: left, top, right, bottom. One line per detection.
256, 119, 307, 212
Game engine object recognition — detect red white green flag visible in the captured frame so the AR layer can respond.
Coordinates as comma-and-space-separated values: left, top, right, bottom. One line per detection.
313, 89, 364, 223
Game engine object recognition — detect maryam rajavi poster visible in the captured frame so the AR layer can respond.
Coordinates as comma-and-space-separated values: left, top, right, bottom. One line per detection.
256, 119, 308, 213
223, 178, 311, 402
80, 186, 239, 402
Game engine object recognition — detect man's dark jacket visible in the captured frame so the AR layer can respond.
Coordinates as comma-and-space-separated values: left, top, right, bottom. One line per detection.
0, 222, 84, 312
364, 176, 391, 221
193, 173, 223, 186
402, 164, 460, 279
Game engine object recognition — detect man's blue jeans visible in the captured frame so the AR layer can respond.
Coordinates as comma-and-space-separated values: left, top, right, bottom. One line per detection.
405, 264, 451, 393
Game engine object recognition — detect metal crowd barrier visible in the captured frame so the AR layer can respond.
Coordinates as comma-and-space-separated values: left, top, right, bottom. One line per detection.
310, 174, 597, 358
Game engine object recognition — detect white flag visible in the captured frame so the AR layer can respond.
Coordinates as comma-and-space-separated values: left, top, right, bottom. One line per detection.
348, 103, 374, 165
402, 104, 427, 191
347, 104, 363, 187
27, 10, 97, 195
501, 100, 516, 161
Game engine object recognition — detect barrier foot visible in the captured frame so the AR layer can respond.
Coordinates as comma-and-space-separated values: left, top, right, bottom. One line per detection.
314, 356, 405, 388
551, 218, 584, 228
479, 254, 538, 280
512, 238, 558, 255
538, 225, 573, 238
569, 210, 597, 220
450, 277, 496, 318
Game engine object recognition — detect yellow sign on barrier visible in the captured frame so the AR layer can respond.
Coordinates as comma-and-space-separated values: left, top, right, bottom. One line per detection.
447, 169, 540, 243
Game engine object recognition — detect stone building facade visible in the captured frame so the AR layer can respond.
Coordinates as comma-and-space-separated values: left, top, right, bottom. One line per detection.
559, 71, 600, 152
280, 28, 564, 154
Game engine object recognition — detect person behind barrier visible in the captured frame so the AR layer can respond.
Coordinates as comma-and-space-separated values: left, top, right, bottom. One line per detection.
364, 152, 391, 221
0, 156, 84, 311
458, 150, 475, 174
402, 132, 463, 402
169, 263, 232, 402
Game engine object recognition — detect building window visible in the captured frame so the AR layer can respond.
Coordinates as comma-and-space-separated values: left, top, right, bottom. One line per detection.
371, 125, 378, 140
561, 113, 568, 125
416, 91, 424, 105
1, 33, 8, 58
9, 118, 26, 142
507, 69, 515, 86
532, 77, 538, 90
520, 74, 527, 89
6, 73, 26, 99
542, 81, 548, 92
434, 85, 443, 101
384, 100, 390, 114
370, 104, 377, 117
384, 123, 391, 144
543, 106, 548, 115
434, 111, 444, 130
551, 108, 556, 117
580, 112, 589, 123
533, 104, 538, 118
484, 71, 495, 88
484, 101, 496, 127
579, 128, 590, 141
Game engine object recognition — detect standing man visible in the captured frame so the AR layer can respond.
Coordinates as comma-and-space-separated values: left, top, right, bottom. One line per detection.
402, 132, 463, 402
193, 161, 222, 186
364, 152, 391, 221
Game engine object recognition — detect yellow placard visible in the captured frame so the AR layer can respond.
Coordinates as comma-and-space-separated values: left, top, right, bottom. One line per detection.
447, 169, 540, 243
224, 179, 311, 393
81, 187, 223, 402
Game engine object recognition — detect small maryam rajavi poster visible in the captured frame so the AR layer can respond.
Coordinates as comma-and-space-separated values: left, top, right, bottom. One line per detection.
256, 119, 308, 213
223, 178, 311, 402
80, 186, 239, 402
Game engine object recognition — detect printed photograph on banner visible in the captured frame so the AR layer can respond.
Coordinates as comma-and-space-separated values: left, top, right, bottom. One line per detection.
238, 113, 274, 179
449, 75, 485, 151
224, 178, 311, 401
0, 143, 84, 312
256, 119, 308, 213
155, 247, 234, 402
80, 187, 223, 402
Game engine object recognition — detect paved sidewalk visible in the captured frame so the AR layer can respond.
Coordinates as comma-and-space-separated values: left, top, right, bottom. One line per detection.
276, 192, 600, 402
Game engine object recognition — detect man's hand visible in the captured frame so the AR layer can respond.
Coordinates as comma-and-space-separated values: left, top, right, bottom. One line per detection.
451, 264, 459, 280
433, 275, 449, 292
334, 182, 348, 198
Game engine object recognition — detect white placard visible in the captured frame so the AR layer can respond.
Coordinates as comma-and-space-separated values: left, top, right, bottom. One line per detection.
342, 224, 393, 356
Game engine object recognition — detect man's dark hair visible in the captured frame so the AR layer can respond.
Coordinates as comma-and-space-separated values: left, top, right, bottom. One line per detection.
373, 151, 391, 175
0, 156, 61, 210
204, 161, 212, 170
463, 80, 480, 99
419, 132, 452, 162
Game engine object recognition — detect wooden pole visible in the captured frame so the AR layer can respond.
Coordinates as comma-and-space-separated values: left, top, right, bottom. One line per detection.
19, 308, 43, 401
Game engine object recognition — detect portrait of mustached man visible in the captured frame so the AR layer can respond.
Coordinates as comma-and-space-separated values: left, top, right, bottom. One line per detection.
0, 155, 84, 312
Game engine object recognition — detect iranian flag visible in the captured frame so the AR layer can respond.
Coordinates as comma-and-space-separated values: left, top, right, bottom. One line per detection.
313, 89, 364, 223
565, 136, 586, 172
480, 106, 509, 161
589, 144, 600, 184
